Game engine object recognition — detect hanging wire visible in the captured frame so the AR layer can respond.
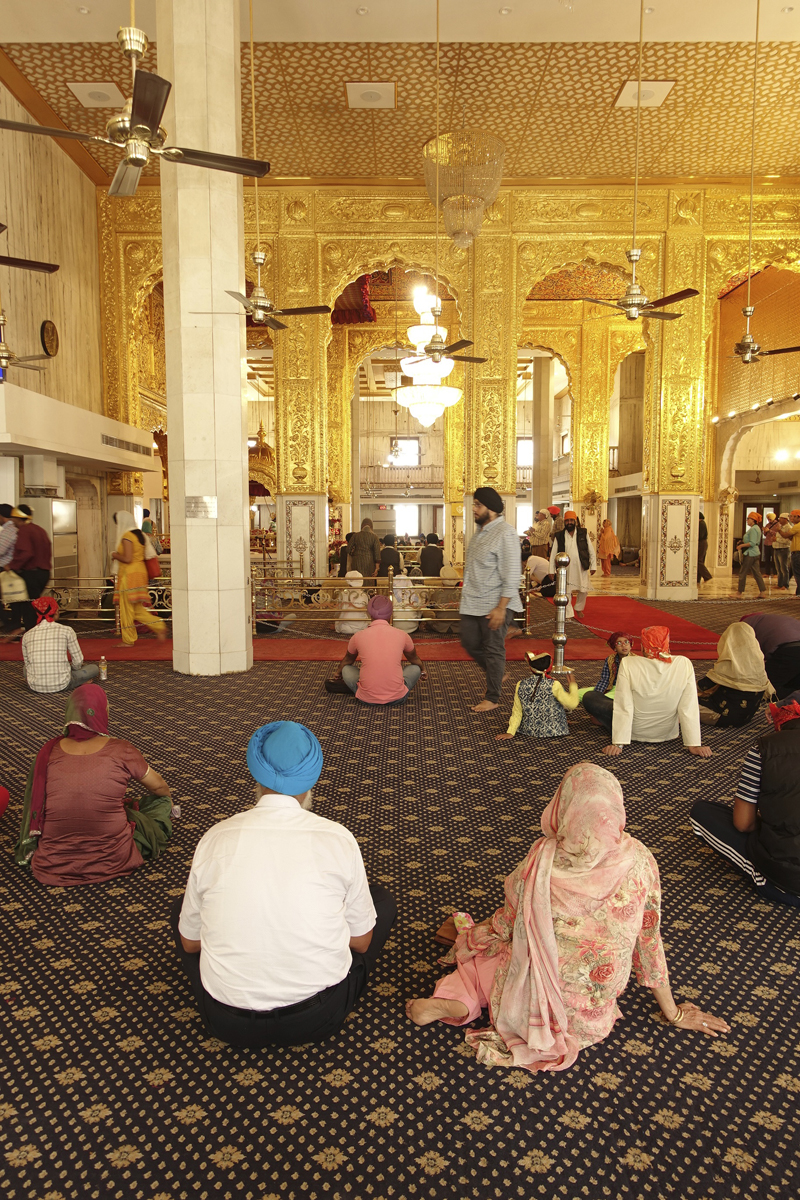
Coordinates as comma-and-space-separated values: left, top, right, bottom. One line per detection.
434, 0, 440, 302
746, 0, 761, 314
249, 0, 261, 251
631, 0, 645, 253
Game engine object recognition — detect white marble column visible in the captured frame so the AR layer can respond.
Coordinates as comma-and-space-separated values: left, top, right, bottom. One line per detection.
639, 493, 700, 601
0, 457, 19, 506
531, 357, 554, 512
276, 494, 329, 578
157, 0, 252, 674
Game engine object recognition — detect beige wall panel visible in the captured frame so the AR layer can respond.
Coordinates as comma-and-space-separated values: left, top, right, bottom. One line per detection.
0, 83, 102, 413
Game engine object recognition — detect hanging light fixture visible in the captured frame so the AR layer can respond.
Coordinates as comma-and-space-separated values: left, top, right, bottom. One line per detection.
423, 133, 505, 249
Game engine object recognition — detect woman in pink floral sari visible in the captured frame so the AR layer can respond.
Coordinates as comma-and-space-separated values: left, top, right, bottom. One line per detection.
407, 762, 729, 1072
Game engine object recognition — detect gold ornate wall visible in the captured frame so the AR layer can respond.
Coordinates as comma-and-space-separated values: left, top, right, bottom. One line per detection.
97, 183, 800, 506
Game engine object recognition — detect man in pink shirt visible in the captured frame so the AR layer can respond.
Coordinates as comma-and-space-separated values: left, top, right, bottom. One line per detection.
334, 594, 427, 705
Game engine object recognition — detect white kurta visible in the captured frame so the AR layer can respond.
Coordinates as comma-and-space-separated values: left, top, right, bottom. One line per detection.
549, 531, 597, 593
612, 655, 702, 747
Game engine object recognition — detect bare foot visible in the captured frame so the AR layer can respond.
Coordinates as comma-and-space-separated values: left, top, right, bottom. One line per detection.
405, 997, 469, 1026
505, 626, 522, 641
471, 699, 499, 713
501, 672, 510, 685
156, 630, 168, 642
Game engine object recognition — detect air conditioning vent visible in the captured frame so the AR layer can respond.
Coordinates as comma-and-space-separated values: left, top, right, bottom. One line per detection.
779, 480, 799, 489
101, 434, 152, 457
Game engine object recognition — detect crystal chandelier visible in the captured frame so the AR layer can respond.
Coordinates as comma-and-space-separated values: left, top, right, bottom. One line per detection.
392, 286, 462, 427
423, 129, 505, 249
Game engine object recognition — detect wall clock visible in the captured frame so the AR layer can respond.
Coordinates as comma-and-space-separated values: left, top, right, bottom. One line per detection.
40, 320, 59, 357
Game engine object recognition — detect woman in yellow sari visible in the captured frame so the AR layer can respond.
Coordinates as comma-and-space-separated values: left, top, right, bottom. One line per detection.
112, 512, 167, 646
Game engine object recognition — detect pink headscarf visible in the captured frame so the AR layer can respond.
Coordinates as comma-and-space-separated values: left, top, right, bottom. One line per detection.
463, 762, 638, 1073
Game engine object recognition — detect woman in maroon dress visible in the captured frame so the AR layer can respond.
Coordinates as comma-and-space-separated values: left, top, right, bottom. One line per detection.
15, 684, 172, 886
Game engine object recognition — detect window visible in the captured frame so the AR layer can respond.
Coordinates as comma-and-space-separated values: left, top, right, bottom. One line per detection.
391, 438, 420, 467
609, 445, 619, 473
516, 504, 533, 536
393, 504, 419, 537
517, 438, 534, 467
561, 432, 571, 457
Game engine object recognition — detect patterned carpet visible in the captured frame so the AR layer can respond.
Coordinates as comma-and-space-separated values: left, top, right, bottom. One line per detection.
1, 656, 799, 1200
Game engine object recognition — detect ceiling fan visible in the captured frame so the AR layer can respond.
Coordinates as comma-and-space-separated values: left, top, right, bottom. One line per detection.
0, 312, 50, 376
0, 224, 59, 275
749, 471, 773, 483
0, 3, 268, 198
193, 7, 330, 330
732, 0, 800, 364
581, 1, 699, 322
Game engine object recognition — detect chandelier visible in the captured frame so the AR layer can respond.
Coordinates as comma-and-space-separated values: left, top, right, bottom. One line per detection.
392, 286, 462, 427
423, 129, 505, 249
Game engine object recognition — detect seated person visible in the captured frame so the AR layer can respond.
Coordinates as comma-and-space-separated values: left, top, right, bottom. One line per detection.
407, 762, 729, 1069
583, 626, 711, 759
419, 532, 444, 577
392, 574, 424, 632
376, 534, 404, 578
496, 653, 579, 741
334, 594, 426, 704
15, 684, 172, 886
741, 612, 800, 700
579, 630, 633, 702
174, 721, 397, 1047
696, 622, 772, 727
429, 566, 461, 633
690, 699, 800, 908
334, 570, 369, 634
524, 555, 557, 598
21, 597, 99, 694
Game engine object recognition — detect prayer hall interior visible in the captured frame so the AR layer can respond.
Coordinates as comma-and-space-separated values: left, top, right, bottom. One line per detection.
2, 1, 800, 1198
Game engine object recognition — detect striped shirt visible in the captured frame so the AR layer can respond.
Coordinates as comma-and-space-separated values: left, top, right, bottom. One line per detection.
736, 747, 762, 805
460, 516, 523, 617
0, 521, 17, 568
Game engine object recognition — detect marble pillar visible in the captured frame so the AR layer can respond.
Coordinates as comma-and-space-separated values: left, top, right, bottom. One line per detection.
639, 493, 700, 601
157, 0, 252, 674
276, 494, 328, 578
532, 357, 554, 511
0, 457, 19, 506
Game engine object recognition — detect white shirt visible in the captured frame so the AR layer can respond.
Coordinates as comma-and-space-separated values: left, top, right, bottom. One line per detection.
525, 556, 553, 584
549, 529, 597, 592
612, 655, 701, 747
21, 622, 83, 693
179, 794, 376, 1011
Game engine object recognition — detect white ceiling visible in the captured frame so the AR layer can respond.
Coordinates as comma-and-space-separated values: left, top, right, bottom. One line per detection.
4, 0, 800, 44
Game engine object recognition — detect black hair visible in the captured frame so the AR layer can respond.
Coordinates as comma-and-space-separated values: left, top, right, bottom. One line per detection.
345, 531, 354, 543
0, 504, 12, 519
426, 532, 438, 544
18, 503, 32, 516
383, 534, 396, 546
143, 508, 151, 517
131, 529, 146, 546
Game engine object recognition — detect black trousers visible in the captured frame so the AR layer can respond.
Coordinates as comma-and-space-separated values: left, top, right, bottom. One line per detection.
582, 689, 614, 732
11, 567, 50, 631
765, 642, 800, 700
170, 885, 397, 1049
459, 608, 515, 703
689, 801, 800, 909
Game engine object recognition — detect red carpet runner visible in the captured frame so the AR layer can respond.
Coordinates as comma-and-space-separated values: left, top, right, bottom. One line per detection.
569, 595, 719, 651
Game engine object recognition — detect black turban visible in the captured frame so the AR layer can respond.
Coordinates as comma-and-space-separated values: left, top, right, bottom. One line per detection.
473, 487, 504, 514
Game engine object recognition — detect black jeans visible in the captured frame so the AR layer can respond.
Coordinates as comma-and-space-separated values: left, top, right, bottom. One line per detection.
459, 608, 515, 703
582, 689, 614, 732
170, 886, 397, 1048
765, 642, 800, 700
689, 801, 800, 909
11, 567, 50, 631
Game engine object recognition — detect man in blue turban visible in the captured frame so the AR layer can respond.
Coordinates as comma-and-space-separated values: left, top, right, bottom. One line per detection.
172, 721, 397, 1048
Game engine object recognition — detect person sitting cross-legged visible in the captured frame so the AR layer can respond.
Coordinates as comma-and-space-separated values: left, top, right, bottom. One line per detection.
578, 630, 634, 706
173, 721, 397, 1048
583, 625, 711, 759
334, 594, 427, 705
496, 653, 579, 742
22, 597, 99, 694
406, 762, 729, 1072
690, 699, 800, 908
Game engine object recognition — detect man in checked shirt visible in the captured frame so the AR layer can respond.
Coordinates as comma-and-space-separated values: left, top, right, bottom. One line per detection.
21, 597, 99, 694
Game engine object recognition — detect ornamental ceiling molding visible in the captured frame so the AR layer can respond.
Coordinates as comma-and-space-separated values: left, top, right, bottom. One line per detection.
320, 239, 468, 319
705, 235, 800, 329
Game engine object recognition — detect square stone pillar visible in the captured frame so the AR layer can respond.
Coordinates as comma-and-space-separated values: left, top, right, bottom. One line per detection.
640, 493, 700, 601
157, 0, 253, 674
276, 494, 329, 578
0, 457, 19, 506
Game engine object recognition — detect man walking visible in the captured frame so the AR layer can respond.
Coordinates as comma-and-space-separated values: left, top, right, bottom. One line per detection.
4, 507, 52, 631
459, 487, 523, 713
549, 510, 596, 618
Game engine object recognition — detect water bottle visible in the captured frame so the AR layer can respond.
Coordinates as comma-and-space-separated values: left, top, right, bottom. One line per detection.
99, 656, 108, 682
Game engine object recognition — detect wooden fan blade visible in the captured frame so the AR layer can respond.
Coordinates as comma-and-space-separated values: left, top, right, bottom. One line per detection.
0, 116, 100, 143
580, 298, 622, 310
644, 311, 682, 321
264, 316, 288, 330
760, 345, 800, 357
160, 146, 270, 177
130, 70, 172, 138
0, 254, 59, 274
0, 224, 6, 235
225, 290, 253, 310
441, 339, 473, 354
108, 160, 142, 197
450, 354, 488, 363
274, 305, 331, 316
645, 287, 700, 309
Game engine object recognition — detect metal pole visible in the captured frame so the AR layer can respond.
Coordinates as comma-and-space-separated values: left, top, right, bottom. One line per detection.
387, 565, 394, 623
522, 569, 532, 637
552, 551, 570, 682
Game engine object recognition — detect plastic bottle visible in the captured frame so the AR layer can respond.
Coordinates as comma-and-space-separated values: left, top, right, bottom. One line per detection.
99, 656, 108, 682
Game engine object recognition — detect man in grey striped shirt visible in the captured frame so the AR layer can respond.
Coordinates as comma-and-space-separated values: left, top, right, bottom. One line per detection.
459, 488, 523, 713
